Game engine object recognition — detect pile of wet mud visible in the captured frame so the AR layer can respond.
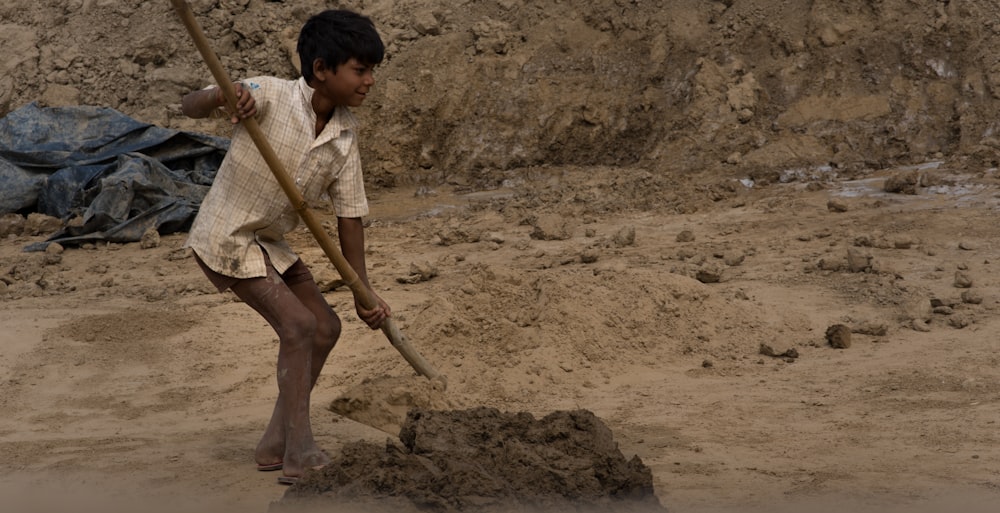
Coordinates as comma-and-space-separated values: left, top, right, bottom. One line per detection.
270, 407, 667, 513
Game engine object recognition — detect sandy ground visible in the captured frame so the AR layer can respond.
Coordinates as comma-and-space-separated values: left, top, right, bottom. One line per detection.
2, 163, 1000, 513
4, 0, 1000, 511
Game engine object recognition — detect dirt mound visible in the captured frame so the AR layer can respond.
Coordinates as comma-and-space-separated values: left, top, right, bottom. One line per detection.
272, 407, 666, 513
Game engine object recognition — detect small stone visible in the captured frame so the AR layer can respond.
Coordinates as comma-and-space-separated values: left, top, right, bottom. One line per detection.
676, 248, 697, 260
579, 250, 599, 264
612, 226, 636, 247
960, 290, 983, 305
846, 247, 872, 272
140, 227, 161, 249
530, 214, 573, 241
481, 232, 505, 244
827, 199, 849, 212
24, 213, 62, 235
948, 315, 969, 329
723, 252, 745, 266
676, 230, 695, 243
893, 237, 915, 249
695, 267, 722, 284
818, 258, 843, 271
854, 322, 888, 337
0, 213, 25, 237
825, 324, 852, 349
953, 271, 973, 288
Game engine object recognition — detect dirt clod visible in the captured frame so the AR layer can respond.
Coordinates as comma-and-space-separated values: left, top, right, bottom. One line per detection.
826, 324, 852, 349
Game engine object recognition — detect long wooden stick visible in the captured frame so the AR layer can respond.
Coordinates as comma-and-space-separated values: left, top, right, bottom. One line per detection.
169, 0, 442, 382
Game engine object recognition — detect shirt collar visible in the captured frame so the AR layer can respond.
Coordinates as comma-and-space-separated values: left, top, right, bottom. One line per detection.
297, 77, 359, 139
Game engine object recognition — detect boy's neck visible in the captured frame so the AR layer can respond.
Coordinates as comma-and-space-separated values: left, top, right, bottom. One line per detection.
307, 78, 337, 123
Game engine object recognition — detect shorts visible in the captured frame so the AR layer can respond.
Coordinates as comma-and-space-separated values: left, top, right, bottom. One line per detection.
193, 249, 314, 293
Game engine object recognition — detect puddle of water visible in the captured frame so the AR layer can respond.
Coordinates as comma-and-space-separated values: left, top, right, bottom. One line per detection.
828, 161, 997, 208
368, 185, 516, 222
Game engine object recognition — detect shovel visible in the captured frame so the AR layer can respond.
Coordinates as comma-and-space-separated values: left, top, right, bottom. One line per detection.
168, 0, 443, 388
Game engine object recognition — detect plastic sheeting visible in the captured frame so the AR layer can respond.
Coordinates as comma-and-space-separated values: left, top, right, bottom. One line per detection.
0, 102, 228, 251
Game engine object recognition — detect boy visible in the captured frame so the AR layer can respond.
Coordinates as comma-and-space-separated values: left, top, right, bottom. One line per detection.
180, 9, 390, 485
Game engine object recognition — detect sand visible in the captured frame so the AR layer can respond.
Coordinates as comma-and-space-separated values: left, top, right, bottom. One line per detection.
2, 0, 1000, 512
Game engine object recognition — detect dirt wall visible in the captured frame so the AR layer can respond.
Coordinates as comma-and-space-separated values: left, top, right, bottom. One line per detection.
2, 0, 1000, 187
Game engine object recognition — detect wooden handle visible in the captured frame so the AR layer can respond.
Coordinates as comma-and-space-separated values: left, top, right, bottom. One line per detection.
169, 0, 442, 382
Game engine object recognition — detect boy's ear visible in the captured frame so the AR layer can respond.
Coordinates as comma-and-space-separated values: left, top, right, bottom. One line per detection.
312, 58, 329, 79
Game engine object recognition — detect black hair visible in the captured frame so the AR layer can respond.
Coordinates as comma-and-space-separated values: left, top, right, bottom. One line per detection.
297, 10, 385, 83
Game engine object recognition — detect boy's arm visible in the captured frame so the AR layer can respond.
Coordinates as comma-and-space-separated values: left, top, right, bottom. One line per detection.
338, 216, 390, 329
180, 83, 256, 123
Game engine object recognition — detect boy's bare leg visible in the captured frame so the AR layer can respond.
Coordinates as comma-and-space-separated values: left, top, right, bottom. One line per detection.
251, 278, 340, 471
231, 271, 339, 478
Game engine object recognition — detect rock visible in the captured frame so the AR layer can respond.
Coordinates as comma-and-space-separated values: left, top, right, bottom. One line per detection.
436, 226, 476, 245
40, 84, 80, 107
676, 230, 695, 243
853, 322, 888, 337
140, 227, 161, 249
579, 249, 599, 264
846, 247, 872, 272
817, 257, 843, 271
948, 315, 970, 329
397, 261, 439, 284
953, 271, 973, 288
481, 232, 505, 244
723, 251, 745, 266
314, 268, 346, 292
529, 214, 573, 241
960, 290, 983, 305
24, 213, 62, 235
827, 199, 849, 212
695, 266, 722, 284
893, 236, 916, 249
825, 324, 852, 349
676, 248, 697, 260
412, 10, 441, 36
612, 226, 636, 247
759, 343, 799, 359
903, 297, 932, 323
0, 213, 25, 237
883, 171, 919, 194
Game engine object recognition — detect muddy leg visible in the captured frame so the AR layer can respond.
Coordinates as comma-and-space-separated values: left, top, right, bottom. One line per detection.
252, 276, 341, 469
230, 266, 337, 477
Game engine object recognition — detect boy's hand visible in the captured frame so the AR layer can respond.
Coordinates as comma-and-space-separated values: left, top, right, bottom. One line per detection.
219, 82, 257, 124
356, 291, 391, 330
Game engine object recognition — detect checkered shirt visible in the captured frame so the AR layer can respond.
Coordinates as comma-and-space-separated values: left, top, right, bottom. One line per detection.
185, 76, 368, 279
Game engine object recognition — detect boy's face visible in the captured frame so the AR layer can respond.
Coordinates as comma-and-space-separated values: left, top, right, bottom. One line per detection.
313, 58, 375, 108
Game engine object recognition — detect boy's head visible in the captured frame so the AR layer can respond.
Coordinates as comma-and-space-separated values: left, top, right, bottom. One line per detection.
298, 10, 385, 83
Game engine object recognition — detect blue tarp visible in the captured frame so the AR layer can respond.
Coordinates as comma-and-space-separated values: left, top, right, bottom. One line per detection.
0, 102, 228, 251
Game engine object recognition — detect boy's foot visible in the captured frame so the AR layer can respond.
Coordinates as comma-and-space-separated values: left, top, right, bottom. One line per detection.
277, 463, 325, 485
